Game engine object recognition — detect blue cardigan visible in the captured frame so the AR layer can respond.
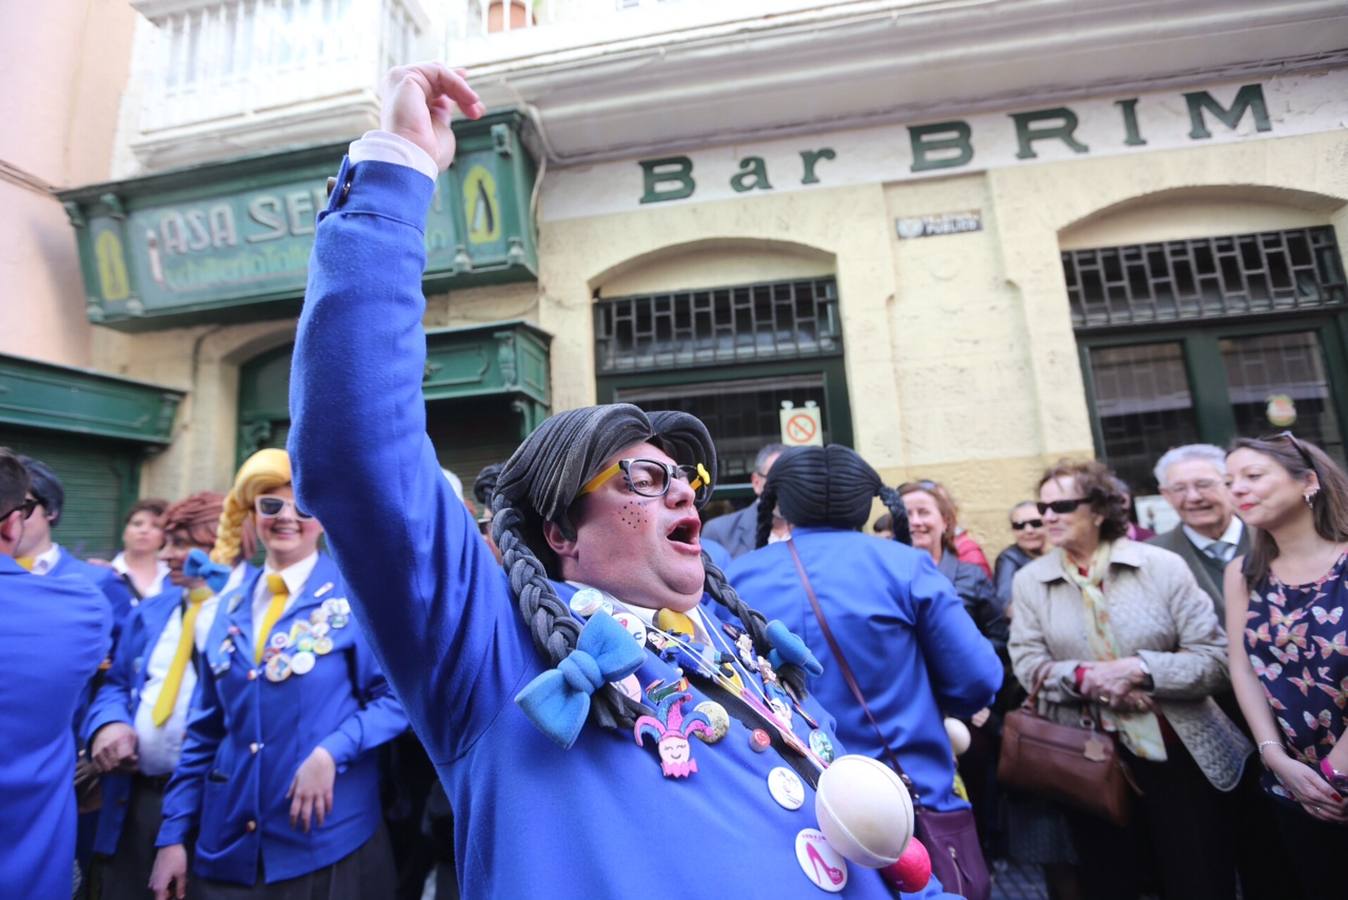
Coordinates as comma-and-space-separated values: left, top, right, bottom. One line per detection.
155, 554, 408, 884
0, 556, 111, 900
728, 529, 1004, 812
289, 156, 957, 899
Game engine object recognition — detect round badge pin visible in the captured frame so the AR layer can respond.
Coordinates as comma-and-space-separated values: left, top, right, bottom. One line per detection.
694, 700, 729, 743
611, 674, 642, 702
310, 609, 328, 626
265, 653, 292, 683
569, 588, 605, 617
310, 621, 330, 638
768, 767, 806, 811
313, 635, 335, 656
290, 651, 317, 675
795, 828, 848, 892
269, 632, 290, 651
612, 612, 646, 646
329, 614, 349, 630
809, 729, 836, 763
295, 636, 315, 654
333, 598, 351, 616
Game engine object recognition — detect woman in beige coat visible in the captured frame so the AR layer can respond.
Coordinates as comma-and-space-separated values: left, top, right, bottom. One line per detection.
1009, 459, 1251, 900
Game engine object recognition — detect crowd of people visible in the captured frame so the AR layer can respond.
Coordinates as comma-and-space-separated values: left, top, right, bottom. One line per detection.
1, 62, 1345, 900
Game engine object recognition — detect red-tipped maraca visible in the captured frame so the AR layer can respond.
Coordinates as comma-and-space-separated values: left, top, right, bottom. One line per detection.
880, 836, 931, 892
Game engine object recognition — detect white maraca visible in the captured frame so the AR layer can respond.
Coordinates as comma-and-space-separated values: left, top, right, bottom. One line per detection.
944, 717, 972, 756
813, 754, 915, 868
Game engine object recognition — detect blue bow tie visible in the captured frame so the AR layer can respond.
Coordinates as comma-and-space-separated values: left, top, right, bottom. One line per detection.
515, 611, 646, 749
766, 619, 824, 678
184, 549, 232, 594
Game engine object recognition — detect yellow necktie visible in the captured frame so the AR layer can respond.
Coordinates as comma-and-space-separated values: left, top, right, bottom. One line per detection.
255, 574, 289, 664
151, 587, 211, 727
15, 556, 34, 571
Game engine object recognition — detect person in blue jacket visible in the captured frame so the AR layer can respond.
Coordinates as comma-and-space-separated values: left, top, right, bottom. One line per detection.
150, 449, 408, 900
0, 446, 112, 900
286, 62, 960, 900
15, 455, 136, 633
728, 445, 1004, 898
84, 491, 238, 900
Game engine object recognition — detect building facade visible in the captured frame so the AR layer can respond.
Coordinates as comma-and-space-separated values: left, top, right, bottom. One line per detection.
40, 0, 1348, 551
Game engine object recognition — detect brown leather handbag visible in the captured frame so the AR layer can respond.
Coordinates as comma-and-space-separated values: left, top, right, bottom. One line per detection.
996, 679, 1136, 827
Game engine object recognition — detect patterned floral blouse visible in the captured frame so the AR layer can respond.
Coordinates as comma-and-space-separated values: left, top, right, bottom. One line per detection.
1246, 551, 1348, 787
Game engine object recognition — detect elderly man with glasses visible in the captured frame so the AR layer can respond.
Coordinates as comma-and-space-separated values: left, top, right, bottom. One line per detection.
1149, 444, 1249, 619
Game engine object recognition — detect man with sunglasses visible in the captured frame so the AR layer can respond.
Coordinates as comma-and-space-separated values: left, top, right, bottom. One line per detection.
0, 447, 111, 900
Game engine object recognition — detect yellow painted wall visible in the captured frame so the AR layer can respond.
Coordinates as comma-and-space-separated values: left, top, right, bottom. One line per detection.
537, 130, 1348, 549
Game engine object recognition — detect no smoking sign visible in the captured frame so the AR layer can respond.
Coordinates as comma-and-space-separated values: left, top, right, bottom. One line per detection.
780, 403, 823, 447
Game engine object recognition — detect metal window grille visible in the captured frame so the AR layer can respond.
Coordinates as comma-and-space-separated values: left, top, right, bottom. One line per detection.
614, 375, 828, 482
595, 277, 842, 373
1062, 226, 1346, 331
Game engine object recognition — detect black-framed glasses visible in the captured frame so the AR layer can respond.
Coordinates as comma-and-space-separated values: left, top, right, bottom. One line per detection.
255, 496, 314, 520
1010, 518, 1044, 531
1263, 430, 1317, 471
580, 458, 712, 505
1036, 498, 1089, 515
0, 497, 38, 521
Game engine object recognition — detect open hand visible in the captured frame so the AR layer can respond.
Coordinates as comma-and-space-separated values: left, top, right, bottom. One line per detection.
149, 844, 189, 900
288, 746, 336, 832
380, 63, 485, 172
91, 722, 139, 773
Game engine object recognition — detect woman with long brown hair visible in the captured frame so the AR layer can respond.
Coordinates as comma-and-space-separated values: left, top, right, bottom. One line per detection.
1224, 433, 1348, 898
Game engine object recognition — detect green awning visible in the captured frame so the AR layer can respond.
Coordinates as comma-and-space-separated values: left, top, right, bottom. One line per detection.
0, 353, 183, 444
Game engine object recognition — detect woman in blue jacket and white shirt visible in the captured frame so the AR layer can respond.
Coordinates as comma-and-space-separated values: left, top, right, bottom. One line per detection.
150, 449, 408, 899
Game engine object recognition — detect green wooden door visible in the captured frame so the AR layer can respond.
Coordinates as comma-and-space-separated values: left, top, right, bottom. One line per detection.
0, 427, 142, 560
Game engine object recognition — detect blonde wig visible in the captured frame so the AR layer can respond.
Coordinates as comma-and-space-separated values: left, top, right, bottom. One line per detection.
210, 448, 292, 565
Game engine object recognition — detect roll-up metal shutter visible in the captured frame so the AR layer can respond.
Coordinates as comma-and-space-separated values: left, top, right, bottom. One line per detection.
0, 427, 141, 560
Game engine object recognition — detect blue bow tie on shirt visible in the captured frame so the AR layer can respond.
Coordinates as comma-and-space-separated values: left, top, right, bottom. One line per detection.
515, 611, 646, 749
766, 619, 824, 678
184, 549, 232, 594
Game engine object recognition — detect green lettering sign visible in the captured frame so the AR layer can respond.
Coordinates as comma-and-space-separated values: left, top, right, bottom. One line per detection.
800, 148, 836, 185
1184, 84, 1271, 140
639, 156, 696, 204
1010, 107, 1089, 159
908, 122, 973, 173
1114, 98, 1147, 147
730, 157, 773, 193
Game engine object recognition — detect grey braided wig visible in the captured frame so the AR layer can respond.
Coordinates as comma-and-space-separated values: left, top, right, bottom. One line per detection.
490, 404, 804, 735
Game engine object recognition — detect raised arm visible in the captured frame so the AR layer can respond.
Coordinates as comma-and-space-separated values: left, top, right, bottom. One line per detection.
288, 65, 524, 760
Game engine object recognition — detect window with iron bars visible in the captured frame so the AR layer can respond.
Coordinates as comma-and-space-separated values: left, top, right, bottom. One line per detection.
594, 277, 842, 373
1062, 226, 1345, 331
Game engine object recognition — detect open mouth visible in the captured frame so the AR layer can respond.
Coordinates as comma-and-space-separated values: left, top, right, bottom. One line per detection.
666, 517, 702, 550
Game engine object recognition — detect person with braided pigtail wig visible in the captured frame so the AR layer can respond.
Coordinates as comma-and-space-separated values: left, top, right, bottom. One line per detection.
729, 445, 1003, 900
288, 63, 963, 899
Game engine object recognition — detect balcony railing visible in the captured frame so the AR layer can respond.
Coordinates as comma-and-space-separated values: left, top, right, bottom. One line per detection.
128, 0, 428, 168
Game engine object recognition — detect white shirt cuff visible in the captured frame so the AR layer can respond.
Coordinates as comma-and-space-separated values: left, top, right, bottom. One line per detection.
348, 130, 439, 182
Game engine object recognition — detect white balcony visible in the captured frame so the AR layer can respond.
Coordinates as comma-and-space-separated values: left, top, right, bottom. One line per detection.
127, 0, 431, 171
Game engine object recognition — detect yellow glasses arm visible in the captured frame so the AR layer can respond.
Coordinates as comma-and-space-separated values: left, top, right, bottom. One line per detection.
580, 461, 623, 496
690, 463, 712, 492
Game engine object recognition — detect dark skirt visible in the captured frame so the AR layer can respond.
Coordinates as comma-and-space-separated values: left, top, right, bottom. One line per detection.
90, 775, 169, 900
194, 825, 395, 900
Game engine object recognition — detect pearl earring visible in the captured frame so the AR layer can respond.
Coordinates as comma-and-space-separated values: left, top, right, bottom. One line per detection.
1304, 490, 1318, 508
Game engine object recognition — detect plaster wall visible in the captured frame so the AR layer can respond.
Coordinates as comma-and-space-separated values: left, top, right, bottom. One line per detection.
0, 0, 138, 367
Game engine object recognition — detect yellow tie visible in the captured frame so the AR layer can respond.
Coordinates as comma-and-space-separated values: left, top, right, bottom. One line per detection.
255, 574, 289, 664
15, 556, 34, 571
151, 587, 211, 727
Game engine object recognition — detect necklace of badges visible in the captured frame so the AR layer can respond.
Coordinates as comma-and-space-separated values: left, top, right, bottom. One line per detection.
212, 586, 351, 683
568, 588, 837, 778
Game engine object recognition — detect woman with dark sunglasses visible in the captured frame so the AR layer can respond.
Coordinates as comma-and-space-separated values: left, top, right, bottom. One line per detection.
1008, 459, 1250, 900
150, 449, 408, 900
1224, 434, 1348, 898
994, 502, 1045, 615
